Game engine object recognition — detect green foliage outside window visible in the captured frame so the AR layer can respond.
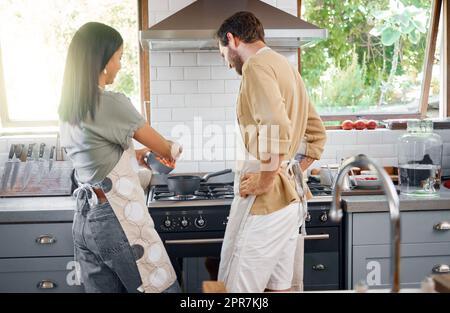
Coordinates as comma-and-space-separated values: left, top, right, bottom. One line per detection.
301, 0, 435, 115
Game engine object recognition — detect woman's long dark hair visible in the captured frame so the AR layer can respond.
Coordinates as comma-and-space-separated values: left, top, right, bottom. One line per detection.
58, 22, 123, 125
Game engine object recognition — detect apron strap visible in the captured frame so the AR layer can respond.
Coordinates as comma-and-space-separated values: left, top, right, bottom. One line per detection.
72, 170, 99, 207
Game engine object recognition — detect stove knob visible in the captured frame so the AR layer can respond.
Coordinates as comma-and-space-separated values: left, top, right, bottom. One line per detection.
195, 217, 206, 228
164, 218, 172, 228
305, 212, 311, 223
320, 212, 328, 223
181, 218, 188, 228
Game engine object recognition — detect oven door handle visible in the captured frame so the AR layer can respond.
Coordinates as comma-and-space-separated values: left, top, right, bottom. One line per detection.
303, 234, 330, 241
165, 238, 224, 245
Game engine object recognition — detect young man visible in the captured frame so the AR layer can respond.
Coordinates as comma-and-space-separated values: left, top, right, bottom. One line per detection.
216, 12, 327, 292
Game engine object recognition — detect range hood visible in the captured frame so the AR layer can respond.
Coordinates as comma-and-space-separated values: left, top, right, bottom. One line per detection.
140, 0, 327, 51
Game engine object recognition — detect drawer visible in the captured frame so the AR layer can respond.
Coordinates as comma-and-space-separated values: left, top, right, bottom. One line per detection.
353, 211, 450, 245
304, 227, 339, 253
0, 257, 84, 293
304, 252, 339, 286
352, 242, 450, 289
0, 223, 74, 258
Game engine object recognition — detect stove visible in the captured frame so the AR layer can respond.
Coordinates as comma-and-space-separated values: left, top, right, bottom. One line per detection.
146, 173, 343, 292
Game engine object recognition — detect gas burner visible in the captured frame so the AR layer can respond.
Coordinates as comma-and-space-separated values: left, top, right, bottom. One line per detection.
157, 194, 210, 201
307, 181, 333, 197
150, 182, 235, 202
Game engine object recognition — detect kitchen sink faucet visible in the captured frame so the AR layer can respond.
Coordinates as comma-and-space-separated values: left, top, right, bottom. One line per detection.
329, 154, 401, 293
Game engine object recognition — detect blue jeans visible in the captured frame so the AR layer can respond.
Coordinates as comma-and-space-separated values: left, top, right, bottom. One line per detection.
73, 190, 180, 293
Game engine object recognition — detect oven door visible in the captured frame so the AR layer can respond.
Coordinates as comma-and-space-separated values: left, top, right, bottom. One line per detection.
161, 231, 224, 293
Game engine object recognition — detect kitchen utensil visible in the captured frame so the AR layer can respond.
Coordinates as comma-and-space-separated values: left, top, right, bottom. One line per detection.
9, 144, 24, 189
48, 146, 56, 173
167, 169, 232, 196
0, 144, 16, 191
36, 143, 46, 184
320, 164, 339, 186
145, 151, 174, 174
21, 143, 36, 190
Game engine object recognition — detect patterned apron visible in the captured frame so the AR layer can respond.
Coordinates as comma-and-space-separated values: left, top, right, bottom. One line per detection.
218, 117, 308, 291
74, 141, 176, 293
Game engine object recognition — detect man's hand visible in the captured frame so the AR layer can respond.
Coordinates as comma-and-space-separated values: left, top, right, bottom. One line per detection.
135, 148, 151, 168
239, 172, 274, 198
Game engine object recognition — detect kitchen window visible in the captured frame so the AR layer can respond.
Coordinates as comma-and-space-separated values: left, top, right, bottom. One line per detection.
0, 0, 140, 128
300, 0, 442, 121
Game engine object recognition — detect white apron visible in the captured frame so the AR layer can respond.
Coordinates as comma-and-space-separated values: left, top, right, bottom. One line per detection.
74, 142, 176, 293
218, 119, 308, 292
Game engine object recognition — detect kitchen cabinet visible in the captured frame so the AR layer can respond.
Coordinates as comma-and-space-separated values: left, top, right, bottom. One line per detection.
345, 210, 450, 289
0, 222, 84, 293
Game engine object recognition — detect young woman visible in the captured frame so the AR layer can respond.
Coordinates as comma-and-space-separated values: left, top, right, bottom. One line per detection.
59, 22, 181, 293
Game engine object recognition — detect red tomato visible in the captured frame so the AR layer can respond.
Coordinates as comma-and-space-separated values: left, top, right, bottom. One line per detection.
341, 120, 354, 130
354, 120, 367, 130
366, 120, 378, 130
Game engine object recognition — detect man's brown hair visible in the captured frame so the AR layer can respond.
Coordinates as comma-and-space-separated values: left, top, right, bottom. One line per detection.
215, 11, 265, 46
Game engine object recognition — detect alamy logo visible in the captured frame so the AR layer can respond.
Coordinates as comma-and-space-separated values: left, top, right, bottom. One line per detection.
66, 261, 83, 286
366, 261, 381, 286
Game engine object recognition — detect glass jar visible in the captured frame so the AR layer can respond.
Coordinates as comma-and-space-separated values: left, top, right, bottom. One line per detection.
398, 120, 443, 197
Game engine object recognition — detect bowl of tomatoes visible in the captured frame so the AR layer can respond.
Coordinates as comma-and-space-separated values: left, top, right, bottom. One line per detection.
145, 152, 175, 174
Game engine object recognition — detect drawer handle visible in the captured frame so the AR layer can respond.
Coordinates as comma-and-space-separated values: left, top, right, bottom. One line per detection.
37, 280, 57, 289
36, 235, 57, 245
312, 264, 326, 271
434, 221, 450, 231
304, 234, 330, 241
432, 264, 450, 274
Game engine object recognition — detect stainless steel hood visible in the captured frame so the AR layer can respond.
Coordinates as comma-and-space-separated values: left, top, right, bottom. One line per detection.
140, 0, 327, 51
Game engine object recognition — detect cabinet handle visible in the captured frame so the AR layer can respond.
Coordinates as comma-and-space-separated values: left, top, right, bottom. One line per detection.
37, 280, 57, 289
432, 264, 450, 274
36, 235, 57, 245
304, 234, 330, 241
434, 221, 450, 231
312, 264, 326, 271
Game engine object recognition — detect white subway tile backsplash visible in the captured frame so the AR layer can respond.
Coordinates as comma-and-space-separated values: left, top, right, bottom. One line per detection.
198, 80, 225, 93
336, 145, 369, 161
157, 67, 184, 80
150, 52, 170, 66
151, 81, 170, 95
381, 158, 398, 167
196, 108, 226, 121
172, 161, 199, 173
198, 52, 224, 66
171, 52, 197, 66
381, 129, 405, 144
225, 80, 241, 93
211, 66, 240, 79
157, 95, 185, 107
171, 80, 197, 94
184, 67, 211, 80
172, 108, 195, 121
368, 144, 397, 158
211, 94, 237, 107
168, 0, 195, 11
327, 130, 357, 145
199, 162, 226, 172
150, 109, 172, 123
225, 107, 236, 121
356, 130, 382, 144
185, 94, 211, 107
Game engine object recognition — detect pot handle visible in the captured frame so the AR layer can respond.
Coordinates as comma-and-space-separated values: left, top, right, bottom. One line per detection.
202, 169, 232, 182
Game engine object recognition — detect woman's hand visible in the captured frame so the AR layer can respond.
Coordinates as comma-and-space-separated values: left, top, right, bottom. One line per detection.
135, 148, 151, 168
239, 173, 274, 198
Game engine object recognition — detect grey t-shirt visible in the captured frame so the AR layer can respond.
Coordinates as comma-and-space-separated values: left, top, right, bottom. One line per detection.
60, 90, 146, 184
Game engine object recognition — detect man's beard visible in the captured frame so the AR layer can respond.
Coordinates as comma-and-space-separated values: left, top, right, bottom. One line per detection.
228, 48, 244, 76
